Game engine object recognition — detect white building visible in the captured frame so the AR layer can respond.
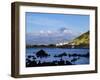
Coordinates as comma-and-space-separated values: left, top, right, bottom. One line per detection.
56, 42, 68, 46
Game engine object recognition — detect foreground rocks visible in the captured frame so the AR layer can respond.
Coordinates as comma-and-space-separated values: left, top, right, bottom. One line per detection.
36, 49, 50, 58
26, 58, 72, 67
26, 50, 89, 67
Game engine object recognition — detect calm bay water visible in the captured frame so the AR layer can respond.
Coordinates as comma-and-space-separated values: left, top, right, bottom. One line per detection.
26, 48, 89, 56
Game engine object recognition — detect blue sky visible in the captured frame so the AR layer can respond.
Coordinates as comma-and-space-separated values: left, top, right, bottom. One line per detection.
26, 12, 89, 45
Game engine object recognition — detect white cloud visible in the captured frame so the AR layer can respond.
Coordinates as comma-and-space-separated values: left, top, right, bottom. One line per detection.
39, 30, 45, 34
47, 30, 52, 34
26, 27, 79, 45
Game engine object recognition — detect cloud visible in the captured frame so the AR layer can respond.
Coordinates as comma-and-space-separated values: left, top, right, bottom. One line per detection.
47, 30, 52, 34
39, 30, 45, 34
29, 27, 74, 36
26, 27, 79, 45
39, 30, 53, 35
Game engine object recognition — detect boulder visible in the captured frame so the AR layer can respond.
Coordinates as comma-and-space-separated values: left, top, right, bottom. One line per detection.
36, 49, 49, 58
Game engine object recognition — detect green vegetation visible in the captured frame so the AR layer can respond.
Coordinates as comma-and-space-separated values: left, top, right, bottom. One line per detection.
69, 31, 89, 46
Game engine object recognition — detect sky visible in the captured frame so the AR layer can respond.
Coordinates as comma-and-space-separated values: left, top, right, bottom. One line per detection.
26, 12, 89, 45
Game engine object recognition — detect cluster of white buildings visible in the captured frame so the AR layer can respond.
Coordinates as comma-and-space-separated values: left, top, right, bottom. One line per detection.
56, 42, 75, 48
56, 42, 68, 46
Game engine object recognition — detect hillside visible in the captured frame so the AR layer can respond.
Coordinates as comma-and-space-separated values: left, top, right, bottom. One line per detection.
69, 31, 89, 46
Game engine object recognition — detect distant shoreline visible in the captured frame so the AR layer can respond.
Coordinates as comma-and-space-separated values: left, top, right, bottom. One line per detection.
26, 46, 89, 49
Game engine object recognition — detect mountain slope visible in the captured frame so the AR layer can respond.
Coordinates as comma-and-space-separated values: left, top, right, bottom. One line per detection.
69, 31, 89, 45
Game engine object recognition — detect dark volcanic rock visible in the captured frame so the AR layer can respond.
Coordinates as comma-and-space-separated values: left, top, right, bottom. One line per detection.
66, 60, 72, 65
36, 49, 49, 58
54, 52, 67, 57
58, 52, 67, 57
